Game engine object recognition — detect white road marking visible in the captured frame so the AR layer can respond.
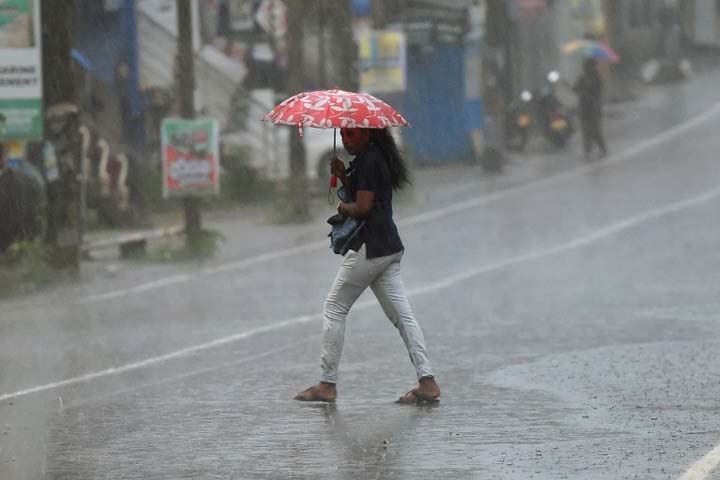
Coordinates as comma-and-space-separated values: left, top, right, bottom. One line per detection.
77, 101, 720, 304
82, 273, 193, 302
58, 337, 316, 411
679, 445, 720, 480
0, 313, 312, 402
3, 183, 720, 403
408, 184, 720, 295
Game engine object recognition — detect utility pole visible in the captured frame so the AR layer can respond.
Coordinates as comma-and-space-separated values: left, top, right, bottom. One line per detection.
485, 0, 514, 105
316, 0, 357, 91
480, 0, 512, 172
284, 0, 309, 220
281, 0, 355, 219
317, 1, 327, 87
601, 0, 622, 52
42, 0, 81, 268
371, 0, 386, 28
330, 0, 358, 91
176, 0, 202, 241
601, 0, 623, 99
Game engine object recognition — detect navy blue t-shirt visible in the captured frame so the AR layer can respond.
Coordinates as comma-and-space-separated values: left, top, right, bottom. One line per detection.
346, 144, 404, 259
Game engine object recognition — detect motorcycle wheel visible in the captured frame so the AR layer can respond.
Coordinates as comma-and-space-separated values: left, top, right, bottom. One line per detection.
548, 130, 569, 148
505, 127, 529, 152
545, 120, 573, 149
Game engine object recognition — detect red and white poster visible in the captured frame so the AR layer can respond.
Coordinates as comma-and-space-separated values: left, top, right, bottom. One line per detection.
161, 117, 220, 198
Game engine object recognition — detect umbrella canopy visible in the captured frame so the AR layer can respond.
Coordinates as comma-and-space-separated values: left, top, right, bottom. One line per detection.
262, 89, 410, 132
563, 39, 620, 63
263, 89, 410, 195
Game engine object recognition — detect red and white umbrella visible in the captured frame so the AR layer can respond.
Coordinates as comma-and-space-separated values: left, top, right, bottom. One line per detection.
263, 89, 409, 192
262, 88, 410, 133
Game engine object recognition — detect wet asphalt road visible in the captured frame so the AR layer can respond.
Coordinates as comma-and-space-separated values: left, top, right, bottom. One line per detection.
3, 69, 720, 479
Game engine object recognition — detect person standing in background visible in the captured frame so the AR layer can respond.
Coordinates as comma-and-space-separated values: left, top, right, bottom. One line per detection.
573, 58, 608, 159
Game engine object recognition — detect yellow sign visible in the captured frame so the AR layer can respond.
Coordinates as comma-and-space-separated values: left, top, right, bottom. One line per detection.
358, 30, 406, 93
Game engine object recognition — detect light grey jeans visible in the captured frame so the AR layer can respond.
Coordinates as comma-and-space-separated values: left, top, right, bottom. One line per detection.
320, 245, 435, 383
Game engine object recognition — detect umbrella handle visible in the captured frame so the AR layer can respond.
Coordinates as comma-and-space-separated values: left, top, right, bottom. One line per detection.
328, 128, 338, 204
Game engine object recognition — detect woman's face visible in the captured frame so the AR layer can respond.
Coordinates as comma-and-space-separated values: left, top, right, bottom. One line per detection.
340, 128, 371, 155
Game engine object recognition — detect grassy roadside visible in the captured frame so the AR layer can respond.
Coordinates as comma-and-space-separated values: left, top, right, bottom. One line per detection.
0, 238, 74, 299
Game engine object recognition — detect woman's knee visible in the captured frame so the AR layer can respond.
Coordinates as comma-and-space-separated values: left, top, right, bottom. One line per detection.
384, 303, 415, 328
324, 295, 352, 319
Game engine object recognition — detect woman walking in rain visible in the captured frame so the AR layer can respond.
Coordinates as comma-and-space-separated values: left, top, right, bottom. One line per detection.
574, 58, 608, 159
293, 127, 441, 405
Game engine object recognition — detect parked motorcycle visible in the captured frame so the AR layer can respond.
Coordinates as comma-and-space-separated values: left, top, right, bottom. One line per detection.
505, 71, 574, 152
504, 90, 533, 152
537, 71, 574, 148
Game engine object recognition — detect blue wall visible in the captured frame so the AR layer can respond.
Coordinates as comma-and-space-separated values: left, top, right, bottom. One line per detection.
73, 0, 144, 149
74, 0, 126, 83
403, 44, 474, 165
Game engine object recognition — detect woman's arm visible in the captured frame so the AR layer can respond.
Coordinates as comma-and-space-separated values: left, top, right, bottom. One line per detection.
338, 190, 374, 218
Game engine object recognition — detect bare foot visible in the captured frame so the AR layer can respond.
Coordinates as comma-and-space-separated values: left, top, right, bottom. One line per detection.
293, 382, 337, 402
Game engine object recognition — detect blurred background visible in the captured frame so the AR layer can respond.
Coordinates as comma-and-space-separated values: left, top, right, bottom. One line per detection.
2, 0, 716, 275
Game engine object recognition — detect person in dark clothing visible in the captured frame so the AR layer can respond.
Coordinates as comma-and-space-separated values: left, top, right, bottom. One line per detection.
573, 58, 607, 158
294, 127, 441, 405
216, 0, 234, 56
114, 60, 133, 144
0, 144, 42, 252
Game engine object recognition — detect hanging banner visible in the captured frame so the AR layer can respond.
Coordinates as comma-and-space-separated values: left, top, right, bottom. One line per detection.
358, 30, 406, 93
0, 0, 42, 140
161, 117, 220, 198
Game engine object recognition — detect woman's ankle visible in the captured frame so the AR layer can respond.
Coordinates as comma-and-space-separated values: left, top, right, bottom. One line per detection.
418, 376, 440, 395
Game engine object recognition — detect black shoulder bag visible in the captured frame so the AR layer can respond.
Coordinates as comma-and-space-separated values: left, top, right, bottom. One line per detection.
327, 186, 365, 255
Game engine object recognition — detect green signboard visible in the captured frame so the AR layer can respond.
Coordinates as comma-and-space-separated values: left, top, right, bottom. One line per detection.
0, 0, 43, 140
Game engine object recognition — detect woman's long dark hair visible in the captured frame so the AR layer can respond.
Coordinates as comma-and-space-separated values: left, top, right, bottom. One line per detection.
368, 128, 411, 191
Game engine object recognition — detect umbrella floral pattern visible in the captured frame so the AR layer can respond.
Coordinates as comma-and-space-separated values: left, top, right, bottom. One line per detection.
262, 89, 410, 131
